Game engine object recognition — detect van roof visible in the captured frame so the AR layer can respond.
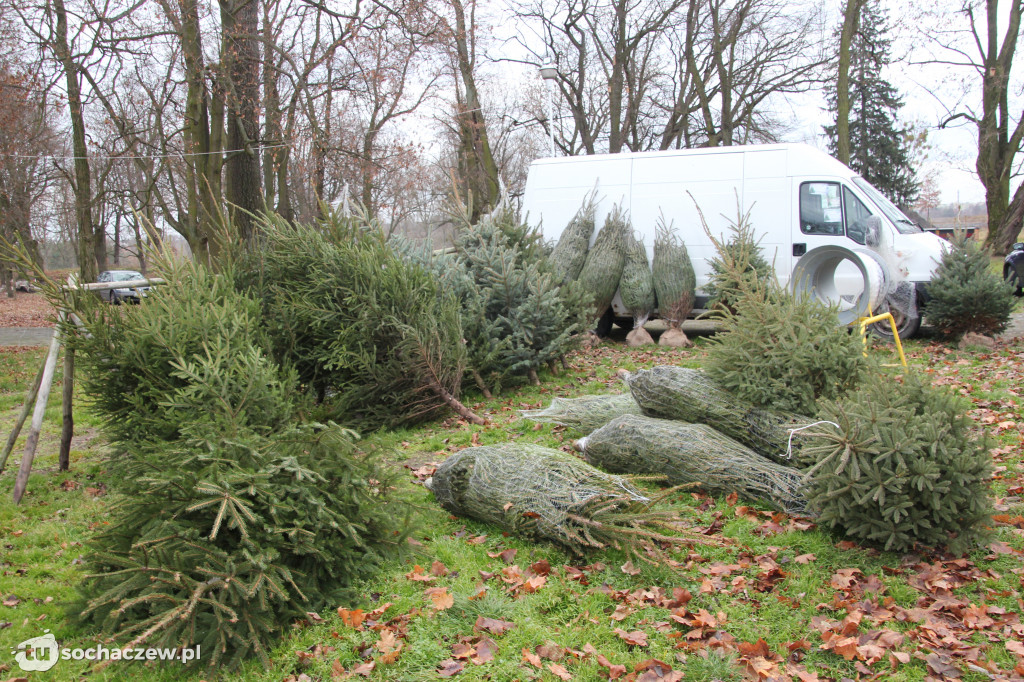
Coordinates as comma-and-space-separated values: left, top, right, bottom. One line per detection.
529, 142, 853, 178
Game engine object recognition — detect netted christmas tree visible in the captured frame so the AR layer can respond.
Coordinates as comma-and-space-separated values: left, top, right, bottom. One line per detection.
426, 444, 723, 556
922, 232, 1015, 339
624, 366, 813, 463
578, 414, 808, 515
549, 193, 597, 284
64, 261, 409, 670
430, 207, 591, 395
577, 205, 629, 319
620, 230, 656, 326
652, 216, 696, 327
235, 209, 482, 427
799, 371, 992, 553
521, 393, 642, 435
704, 284, 866, 415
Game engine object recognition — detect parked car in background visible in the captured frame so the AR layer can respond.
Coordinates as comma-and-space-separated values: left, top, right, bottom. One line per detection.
1006, 243, 1024, 296
97, 270, 150, 303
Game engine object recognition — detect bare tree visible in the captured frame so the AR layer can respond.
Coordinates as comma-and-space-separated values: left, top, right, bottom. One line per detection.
925, 0, 1023, 253
0, 59, 54, 289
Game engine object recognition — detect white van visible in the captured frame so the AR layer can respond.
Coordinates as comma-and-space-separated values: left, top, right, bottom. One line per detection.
521, 143, 947, 338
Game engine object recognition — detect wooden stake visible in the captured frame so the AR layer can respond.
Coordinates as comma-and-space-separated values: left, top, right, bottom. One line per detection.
0, 358, 46, 473
12, 314, 63, 504
59, 345, 74, 471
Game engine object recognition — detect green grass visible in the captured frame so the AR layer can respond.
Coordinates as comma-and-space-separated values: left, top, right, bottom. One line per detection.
0, 331, 1022, 681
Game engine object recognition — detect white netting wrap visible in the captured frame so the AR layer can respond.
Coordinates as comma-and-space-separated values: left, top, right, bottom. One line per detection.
520, 393, 642, 435
428, 444, 659, 554
624, 366, 815, 464
578, 415, 808, 515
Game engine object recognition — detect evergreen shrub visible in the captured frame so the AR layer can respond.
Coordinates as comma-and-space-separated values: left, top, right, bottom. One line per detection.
801, 371, 992, 553
236, 210, 479, 428
432, 207, 591, 395
701, 203, 774, 312
705, 287, 866, 415
923, 233, 1015, 339
66, 262, 408, 669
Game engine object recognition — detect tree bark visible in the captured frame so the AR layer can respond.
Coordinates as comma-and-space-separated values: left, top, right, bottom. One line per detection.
993, 180, 1024, 254
220, 0, 263, 241
450, 0, 500, 222
836, 0, 865, 165
52, 0, 100, 282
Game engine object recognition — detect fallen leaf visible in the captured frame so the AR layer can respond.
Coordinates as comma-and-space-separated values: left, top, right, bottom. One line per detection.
522, 647, 543, 669
547, 662, 572, 680
614, 628, 648, 647
487, 548, 518, 563
472, 635, 497, 664
425, 587, 454, 611
431, 560, 449, 577
351, 660, 375, 676
437, 659, 464, 677
597, 654, 626, 679
474, 616, 515, 635
1007, 641, 1024, 656
405, 565, 435, 582
620, 560, 641, 576
794, 553, 816, 564
337, 608, 366, 629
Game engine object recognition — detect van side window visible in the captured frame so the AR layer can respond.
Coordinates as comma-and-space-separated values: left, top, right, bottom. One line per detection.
843, 186, 872, 245
800, 182, 843, 236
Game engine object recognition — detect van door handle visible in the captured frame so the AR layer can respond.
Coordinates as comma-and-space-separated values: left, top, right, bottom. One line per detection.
793, 243, 806, 257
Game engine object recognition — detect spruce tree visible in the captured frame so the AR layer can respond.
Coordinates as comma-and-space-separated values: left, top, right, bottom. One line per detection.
824, 1, 918, 206
435, 207, 590, 395
64, 262, 410, 670
801, 371, 991, 554
923, 233, 1016, 338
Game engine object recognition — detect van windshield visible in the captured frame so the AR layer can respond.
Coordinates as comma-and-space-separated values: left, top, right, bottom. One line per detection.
852, 177, 921, 234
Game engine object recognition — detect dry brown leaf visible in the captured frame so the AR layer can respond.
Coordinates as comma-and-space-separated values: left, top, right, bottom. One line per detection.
522, 647, 543, 669
424, 587, 454, 611
547, 662, 572, 680
337, 608, 366, 629
474, 616, 515, 635
613, 628, 648, 647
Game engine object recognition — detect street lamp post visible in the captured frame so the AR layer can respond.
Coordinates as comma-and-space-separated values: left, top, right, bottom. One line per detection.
539, 58, 557, 157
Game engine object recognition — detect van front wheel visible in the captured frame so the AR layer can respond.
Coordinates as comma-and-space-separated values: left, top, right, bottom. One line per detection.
868, 305, 921, 341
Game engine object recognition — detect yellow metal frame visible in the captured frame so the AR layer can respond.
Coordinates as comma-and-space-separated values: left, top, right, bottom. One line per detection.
857, 312, 907, 367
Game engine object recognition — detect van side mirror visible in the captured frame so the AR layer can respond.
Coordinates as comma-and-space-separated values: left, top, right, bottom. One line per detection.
864, 216, 882, 247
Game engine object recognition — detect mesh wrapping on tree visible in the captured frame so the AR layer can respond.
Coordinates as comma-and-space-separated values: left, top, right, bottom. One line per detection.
578, 415, 808, 515
549, 195, 596, 284
427, 444, 720, 556
651, 218, 696, 327
520, 393, 642, 436
620, 231, 656, 325
624, 367, 813, 464
576, 205, 629, 318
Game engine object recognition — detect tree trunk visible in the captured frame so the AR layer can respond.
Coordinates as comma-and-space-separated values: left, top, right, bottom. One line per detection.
450, 0, 500, 222
220, 0, 263, 242
52, 0, 99, 283
836, 0, 865, 165
993, 180, 1024, 254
